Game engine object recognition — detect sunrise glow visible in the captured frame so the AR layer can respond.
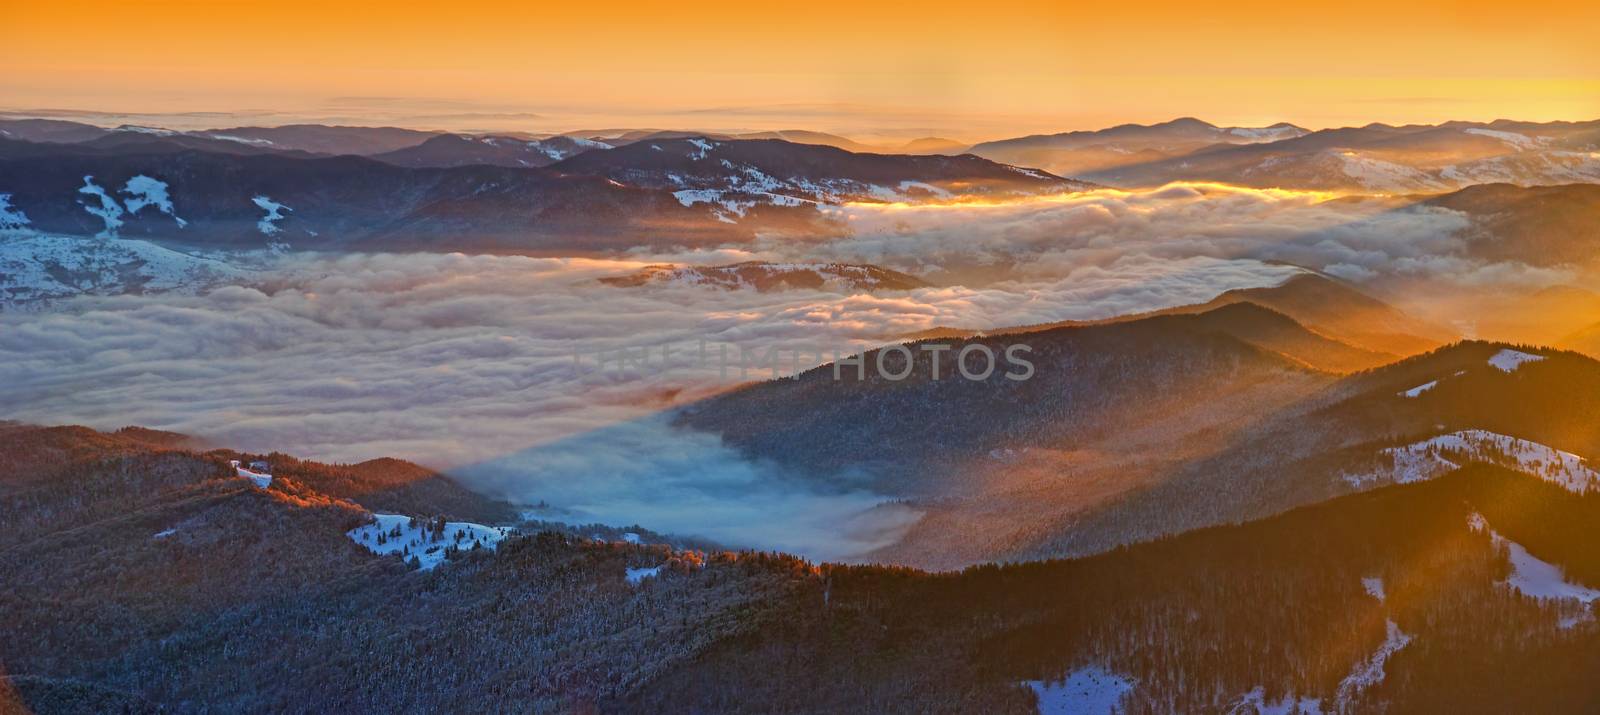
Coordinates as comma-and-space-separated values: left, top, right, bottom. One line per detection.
6, 0, 1599, 139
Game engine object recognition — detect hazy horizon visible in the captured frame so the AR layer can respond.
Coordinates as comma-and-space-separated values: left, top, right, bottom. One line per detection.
9, 0, 1599, 143
7, 103, 1600, 148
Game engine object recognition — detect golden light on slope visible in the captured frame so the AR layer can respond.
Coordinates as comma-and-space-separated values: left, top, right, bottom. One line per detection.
5, 0, 1599, 138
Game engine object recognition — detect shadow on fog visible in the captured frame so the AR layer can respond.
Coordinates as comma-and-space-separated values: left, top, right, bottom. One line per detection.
448, 411, 921, 563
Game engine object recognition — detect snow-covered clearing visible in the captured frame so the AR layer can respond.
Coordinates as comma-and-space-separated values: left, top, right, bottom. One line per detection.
347, 513, 513, 570
1345, 430, 1599, 493
1488, 349, 1545, 373
1470, 512, 1600, 605
1025, 666, 1134, 715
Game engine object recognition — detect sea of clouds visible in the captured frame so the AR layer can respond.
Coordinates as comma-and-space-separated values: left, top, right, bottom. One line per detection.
1, 184, 1578, 558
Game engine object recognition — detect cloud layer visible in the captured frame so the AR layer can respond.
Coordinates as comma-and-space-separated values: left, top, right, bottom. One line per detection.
0, 249, 1307, 465
4, 183, 1584, 558
0, 248, 1298, 558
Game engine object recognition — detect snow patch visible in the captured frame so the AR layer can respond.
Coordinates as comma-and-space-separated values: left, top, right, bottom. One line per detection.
116, 125, 175, 137
252, 195, 291, 236
1463, 128, 1543, 151
1470, 512, 1600, 604
1345, 430, 1600, 493
121, 175, 186, 227
1440, 150, 1600, 188
206, 134, 275, 147
0, 233, 246, 307
1007, 165, 1052, 180
1025, 666, 1135, 715
1398, 380, 1437, 398
346, 513, 513, 571
78, 176, 125, 237
228, 459, 272, 488
1229, 125, 1308, 142
0, 194, 33, 236
1489, 348, 1545, 373
673, 189, 754, 223
1362, 576, 1386, 603
1231, 686, 1323, 715
1332, 151, 1445, 193
1333, 620, 1411, 709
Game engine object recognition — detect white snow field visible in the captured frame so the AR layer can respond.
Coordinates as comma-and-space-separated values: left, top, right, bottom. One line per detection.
347, 513, 513, 570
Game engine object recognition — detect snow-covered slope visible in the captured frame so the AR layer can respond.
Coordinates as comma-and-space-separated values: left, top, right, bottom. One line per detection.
549, 137, 1088, 220
1243, 150, 1450, 193
228, 460, 273, 488
346, 513, 513, 570
1079, 120, 1600, 192
968, 118, 1311, 177
1488, 348, 1546, 372
1334, 620, 1412, 709
0, 232, 246, 309
1231, 686, 1324, 715
1346, 430, 1600, 493
1469, 512, 1600, 606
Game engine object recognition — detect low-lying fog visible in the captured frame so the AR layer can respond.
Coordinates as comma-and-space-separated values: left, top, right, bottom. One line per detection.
3, 184, 1579, 559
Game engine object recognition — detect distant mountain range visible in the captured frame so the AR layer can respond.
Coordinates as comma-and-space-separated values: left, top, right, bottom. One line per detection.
10, 115, 1597, 196
911, 272, 1458, 368
968, 117, 1309, 177
547, 136, 1086, 220
0, 119, 444, 155
1043, 119, 1600, 193
0, 133, 1078, 255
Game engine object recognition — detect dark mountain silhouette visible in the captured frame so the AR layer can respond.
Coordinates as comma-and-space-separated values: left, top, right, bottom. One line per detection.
677, 304, 1333, 569
0, 118, 113, 144
1425, 183, 1600, 267
548, 136, 1090, 204
0, 137, 780, 251
912, 272, 1452, 366
968, 117, 1308, 177
191, 124, 442, 155
0, 135, 1082, 252
675, 308, 1600, 568
370, 133, 611, 168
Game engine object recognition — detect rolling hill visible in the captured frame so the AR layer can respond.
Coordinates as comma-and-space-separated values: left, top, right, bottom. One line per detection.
1069, 119, 1600, 192
968, 117, 1308, 178
911, 272, 1454, 368
0, 135, 1084, 254
10, 421, 1600, 712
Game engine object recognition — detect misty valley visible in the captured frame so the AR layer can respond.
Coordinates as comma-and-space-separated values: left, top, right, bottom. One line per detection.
4, 31, 1600, 712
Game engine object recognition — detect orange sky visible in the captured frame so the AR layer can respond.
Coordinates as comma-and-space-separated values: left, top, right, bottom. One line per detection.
5, 0, 1598, 141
